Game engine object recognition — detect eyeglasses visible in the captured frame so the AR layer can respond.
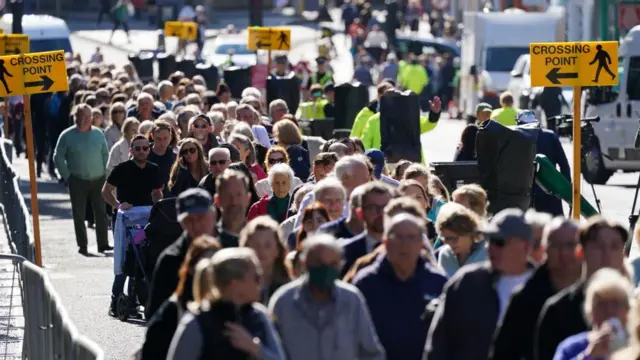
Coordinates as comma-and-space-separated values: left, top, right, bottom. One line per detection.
209, 159, 229, 166
180, 147, 197, 155
268, 157, 286, 165
133, 145, 150, 152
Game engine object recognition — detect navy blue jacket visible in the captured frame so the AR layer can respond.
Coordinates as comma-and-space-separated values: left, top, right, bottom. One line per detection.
338, 233, 377, 277
353, 255, 447, 360
534, 128, 571, 216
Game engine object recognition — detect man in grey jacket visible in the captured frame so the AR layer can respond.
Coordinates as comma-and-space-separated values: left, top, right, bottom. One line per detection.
268, 234, 385, 360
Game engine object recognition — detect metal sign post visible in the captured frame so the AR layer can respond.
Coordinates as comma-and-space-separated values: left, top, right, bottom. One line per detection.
530, 41, 619, 219
0, 49, 68, 266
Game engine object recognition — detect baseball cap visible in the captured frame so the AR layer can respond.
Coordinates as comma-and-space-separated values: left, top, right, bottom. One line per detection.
476, 103, 493, 114
517, 110, 537, 124
481, 208, 532, 242
365, 149, 385, 179
176, 188, 214, 222
275, 55, 288, 64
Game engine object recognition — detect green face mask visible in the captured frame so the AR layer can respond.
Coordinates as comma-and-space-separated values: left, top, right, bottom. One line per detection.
307, 265, 339, 291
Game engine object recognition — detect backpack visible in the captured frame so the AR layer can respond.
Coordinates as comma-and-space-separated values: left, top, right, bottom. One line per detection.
286, 144, 310, 181
48, 93, 61, 117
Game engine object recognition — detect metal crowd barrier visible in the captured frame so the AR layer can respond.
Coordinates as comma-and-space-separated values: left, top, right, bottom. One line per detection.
0, 139, 33, 261
0, 254, 104, 360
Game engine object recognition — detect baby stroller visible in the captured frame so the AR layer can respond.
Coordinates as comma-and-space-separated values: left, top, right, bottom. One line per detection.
114, 207, 152, 322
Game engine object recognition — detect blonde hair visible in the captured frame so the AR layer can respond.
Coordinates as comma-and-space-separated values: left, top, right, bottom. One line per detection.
584, 268, 634, 323
429, 175, 450, 202
435, 202, 481, 238
273, 119, 302, 146
120, 117, 141, 141
192, 248, 261, 305
451, 184, 489, 218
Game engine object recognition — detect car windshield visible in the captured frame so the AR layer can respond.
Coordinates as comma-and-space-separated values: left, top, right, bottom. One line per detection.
30, 39, 73, 53
485, 47, 530, 72
214, 43, 253, 55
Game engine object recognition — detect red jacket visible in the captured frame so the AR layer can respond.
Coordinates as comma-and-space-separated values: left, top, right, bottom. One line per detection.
247, 195, 291, 223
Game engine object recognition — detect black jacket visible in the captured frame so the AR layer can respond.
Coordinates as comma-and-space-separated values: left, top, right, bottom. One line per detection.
534, 280, 587, 360
489, 263, 557, 360
146, 233, 192, 320
141, 296, 183, 360
196, 301, 269, 360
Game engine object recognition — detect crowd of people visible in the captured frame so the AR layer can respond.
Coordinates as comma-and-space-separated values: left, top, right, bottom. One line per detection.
4, 34, 632, 360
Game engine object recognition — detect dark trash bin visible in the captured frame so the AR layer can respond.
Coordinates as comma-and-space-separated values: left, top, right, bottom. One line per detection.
195, 63, 220, 90
334, 82, 369, 134
176, 57, 196, 78
224, 66, 253, 99
129, 51, 155, 82
156, 52, 176, 81
266, 74, 301, 116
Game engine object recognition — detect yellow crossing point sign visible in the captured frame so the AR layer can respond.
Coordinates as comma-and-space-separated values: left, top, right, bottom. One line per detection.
164, 21, 198, 41
530, 41, 619, 87
0, 34, 29, 55
247, 27, 291, 51
0, 50, 69, 97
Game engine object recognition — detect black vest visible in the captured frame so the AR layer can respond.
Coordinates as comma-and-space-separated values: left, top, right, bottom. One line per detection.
195, 301, 268, 360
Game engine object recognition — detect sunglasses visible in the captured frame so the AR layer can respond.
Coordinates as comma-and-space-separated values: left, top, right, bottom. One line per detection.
193, 123, 208, 129
268, 157, 286, 165
113, 110, 125, 114
133, 145, 150, 152
180, 147, 197, 155
209, 159, 228, 166
489, 237, 506, 247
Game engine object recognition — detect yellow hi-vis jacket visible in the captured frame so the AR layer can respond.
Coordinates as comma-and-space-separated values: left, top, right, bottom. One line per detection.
361, 111, 439, 151
350, 106, 375, 138
296, 98, 330, 120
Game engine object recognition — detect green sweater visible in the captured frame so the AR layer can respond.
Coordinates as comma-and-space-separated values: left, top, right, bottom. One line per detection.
54, 126, 109, 181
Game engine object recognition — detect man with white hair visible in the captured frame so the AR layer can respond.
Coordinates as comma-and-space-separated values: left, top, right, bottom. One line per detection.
241, 87, 262, 100
236, 103, 271, 148
294, 155, 370, 229
354, 213, 447, 360
269, 234, 386, 360
157, 80, 175, 109
197, 147, 231, 196
206, 110, 225, 143
128, 92, 163, 121
269, 99, 289, 123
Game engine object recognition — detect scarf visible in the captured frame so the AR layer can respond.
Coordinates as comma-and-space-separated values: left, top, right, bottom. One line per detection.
267, 195, 290, 223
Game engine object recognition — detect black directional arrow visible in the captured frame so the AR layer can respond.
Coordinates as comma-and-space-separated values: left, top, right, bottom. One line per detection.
256, 40, 272, 48
25, 75, 54, 92
546, 67, 578, 85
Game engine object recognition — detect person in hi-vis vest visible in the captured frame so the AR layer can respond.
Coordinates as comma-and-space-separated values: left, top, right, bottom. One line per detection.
359, 82, 441, 151
296, 84, 330, 120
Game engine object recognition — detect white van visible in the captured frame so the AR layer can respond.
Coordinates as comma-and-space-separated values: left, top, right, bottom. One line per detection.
0, 14, 73, 54
580, 25, 640, 184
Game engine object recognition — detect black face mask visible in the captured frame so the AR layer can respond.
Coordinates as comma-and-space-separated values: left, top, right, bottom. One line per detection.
411, 59, 419, 65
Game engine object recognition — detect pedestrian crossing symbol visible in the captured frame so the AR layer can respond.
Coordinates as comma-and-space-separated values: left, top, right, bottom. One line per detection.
529, 41, 619, 87
0, 50, 69, 97
247, 27, 291, 51
164, 21, 198, 41
0, 34, 29, 56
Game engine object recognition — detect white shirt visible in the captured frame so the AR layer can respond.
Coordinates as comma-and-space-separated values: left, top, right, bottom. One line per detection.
496, 269, 534, 323
106, 138, 130, 176
365, 30, 388, 48
252, 125, 271, 149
